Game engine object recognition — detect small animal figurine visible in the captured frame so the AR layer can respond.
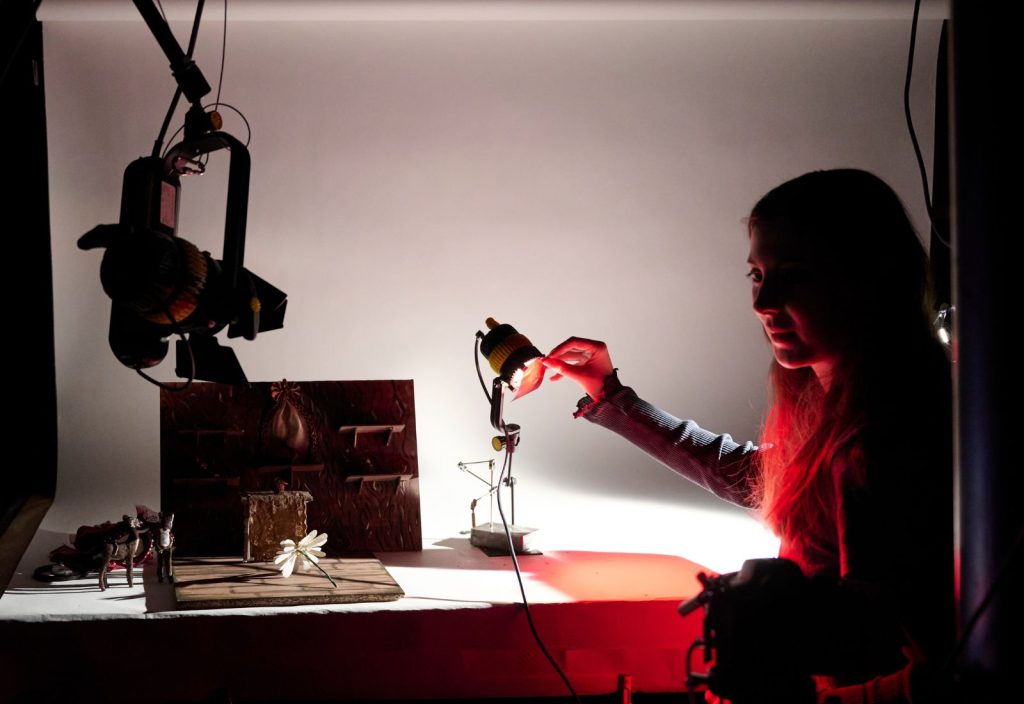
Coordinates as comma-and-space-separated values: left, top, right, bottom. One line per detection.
154, 512, 175, 583
99, 515, 143, 591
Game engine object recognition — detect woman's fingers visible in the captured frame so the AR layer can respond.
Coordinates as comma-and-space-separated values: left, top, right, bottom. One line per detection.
545, 336, 607, 361
540, 358, 565, 381
540, 357, 569, 373
542, 336, 614, 398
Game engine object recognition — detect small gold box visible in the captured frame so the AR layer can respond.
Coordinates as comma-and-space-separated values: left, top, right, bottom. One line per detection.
241, 490, 314, 562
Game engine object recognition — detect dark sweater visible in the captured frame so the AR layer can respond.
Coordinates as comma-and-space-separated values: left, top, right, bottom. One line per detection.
576, 368, 954, 703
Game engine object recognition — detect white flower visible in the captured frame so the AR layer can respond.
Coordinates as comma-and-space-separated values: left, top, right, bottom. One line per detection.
274, 530, 330, 582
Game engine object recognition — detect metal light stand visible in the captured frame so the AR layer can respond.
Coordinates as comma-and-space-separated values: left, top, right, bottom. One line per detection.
467, 376, 536, 555
489, 376, 520, 524
457, 459, 497, 528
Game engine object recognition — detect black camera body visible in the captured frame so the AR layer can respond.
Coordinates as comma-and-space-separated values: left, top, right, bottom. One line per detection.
680, 558, 818, 704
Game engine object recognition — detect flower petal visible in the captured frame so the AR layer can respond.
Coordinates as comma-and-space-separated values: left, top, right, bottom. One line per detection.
279, 554, 296, 578
307, 533, 328, 549
280, 539, 295, 548
274, 552, 292, 565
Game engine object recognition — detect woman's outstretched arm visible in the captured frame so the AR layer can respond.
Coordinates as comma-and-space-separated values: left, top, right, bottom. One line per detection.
544, 337, 761, 508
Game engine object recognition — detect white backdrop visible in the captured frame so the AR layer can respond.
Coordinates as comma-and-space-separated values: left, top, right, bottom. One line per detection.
39, 1, 943, 574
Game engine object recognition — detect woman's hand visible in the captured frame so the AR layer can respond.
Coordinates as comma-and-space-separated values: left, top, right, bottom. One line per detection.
542, 337, 614, 399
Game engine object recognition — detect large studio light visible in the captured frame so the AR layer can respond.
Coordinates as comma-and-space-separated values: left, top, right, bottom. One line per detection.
77, 0, 286, 385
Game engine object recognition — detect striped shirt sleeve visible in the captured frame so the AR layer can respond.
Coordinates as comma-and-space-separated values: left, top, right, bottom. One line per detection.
576, 371, 761, 508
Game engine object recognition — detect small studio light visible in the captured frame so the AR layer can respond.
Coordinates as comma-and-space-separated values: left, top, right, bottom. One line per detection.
478, 317, 544, 399
470, 317, 545, 555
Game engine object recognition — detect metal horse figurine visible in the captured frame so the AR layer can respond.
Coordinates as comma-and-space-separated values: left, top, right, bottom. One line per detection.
99, 515, 144, 591
153, 511, 175, 583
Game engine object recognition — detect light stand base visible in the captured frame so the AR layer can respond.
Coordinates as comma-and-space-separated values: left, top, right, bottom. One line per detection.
470, 521, 540, 556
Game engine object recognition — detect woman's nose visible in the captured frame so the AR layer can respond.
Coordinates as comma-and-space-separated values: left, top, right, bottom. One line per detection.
752, 279, 781, 314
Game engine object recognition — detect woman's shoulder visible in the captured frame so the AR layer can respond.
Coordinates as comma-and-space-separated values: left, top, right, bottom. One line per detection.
830, 398, 951, 521
869, 338, 952, 421
861, 340, 951, 447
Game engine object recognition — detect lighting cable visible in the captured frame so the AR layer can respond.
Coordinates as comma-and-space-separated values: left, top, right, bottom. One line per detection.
905, 0, 949, 248
0, 0, 43, 92
162, 102, 252, 160
152, 0, 207, 158
200, 0, 229, 168
473, 334, 580, 703
473, 332, 493, 404
214, 0, 227, 109
494, 430, 581, 704
134, 302, 196, 392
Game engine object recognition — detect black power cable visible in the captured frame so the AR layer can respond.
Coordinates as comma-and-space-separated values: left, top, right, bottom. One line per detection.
494, 432, 582, 704
152, 0, 207, 158
162, 101, 252, 159
0, 0, 43, 92
474, 332, 493, 404
904, 0, 949, 248
134, 302, 195, 392
214, 0, 227, 109
473, 333, 580, 703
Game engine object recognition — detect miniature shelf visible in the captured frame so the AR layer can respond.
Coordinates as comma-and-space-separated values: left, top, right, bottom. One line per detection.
250, 464, 326, 492
253, 464, 325, 476
344, 473, 413, 493
172, 477, 241, 486
337, 424, 405, 448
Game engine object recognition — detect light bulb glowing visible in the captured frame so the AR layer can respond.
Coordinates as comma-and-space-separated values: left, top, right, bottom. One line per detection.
933, 303, 953, 349
480, 318, 546, 399
512, 355, 544, 398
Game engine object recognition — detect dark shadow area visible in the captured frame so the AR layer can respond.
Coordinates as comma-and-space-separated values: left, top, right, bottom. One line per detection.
0, 0, 57, 588
226, 696, 684, 704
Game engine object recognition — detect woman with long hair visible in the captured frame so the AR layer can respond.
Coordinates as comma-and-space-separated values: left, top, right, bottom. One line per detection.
543, 169, 953, 703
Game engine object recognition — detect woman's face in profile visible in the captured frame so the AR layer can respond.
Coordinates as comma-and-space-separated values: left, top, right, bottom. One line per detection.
747, 223, 849, 384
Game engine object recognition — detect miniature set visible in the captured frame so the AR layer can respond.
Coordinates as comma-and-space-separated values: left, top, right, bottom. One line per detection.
33, 380, 413, 606
160, 379, 420, 557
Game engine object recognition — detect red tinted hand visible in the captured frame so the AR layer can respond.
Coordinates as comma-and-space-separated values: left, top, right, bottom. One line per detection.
542, 337, 614, 399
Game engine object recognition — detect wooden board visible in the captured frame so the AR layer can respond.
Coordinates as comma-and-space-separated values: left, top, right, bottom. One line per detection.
173, 557, 404, 610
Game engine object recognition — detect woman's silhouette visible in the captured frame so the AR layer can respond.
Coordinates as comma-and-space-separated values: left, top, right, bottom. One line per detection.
544, 169, 953, 703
